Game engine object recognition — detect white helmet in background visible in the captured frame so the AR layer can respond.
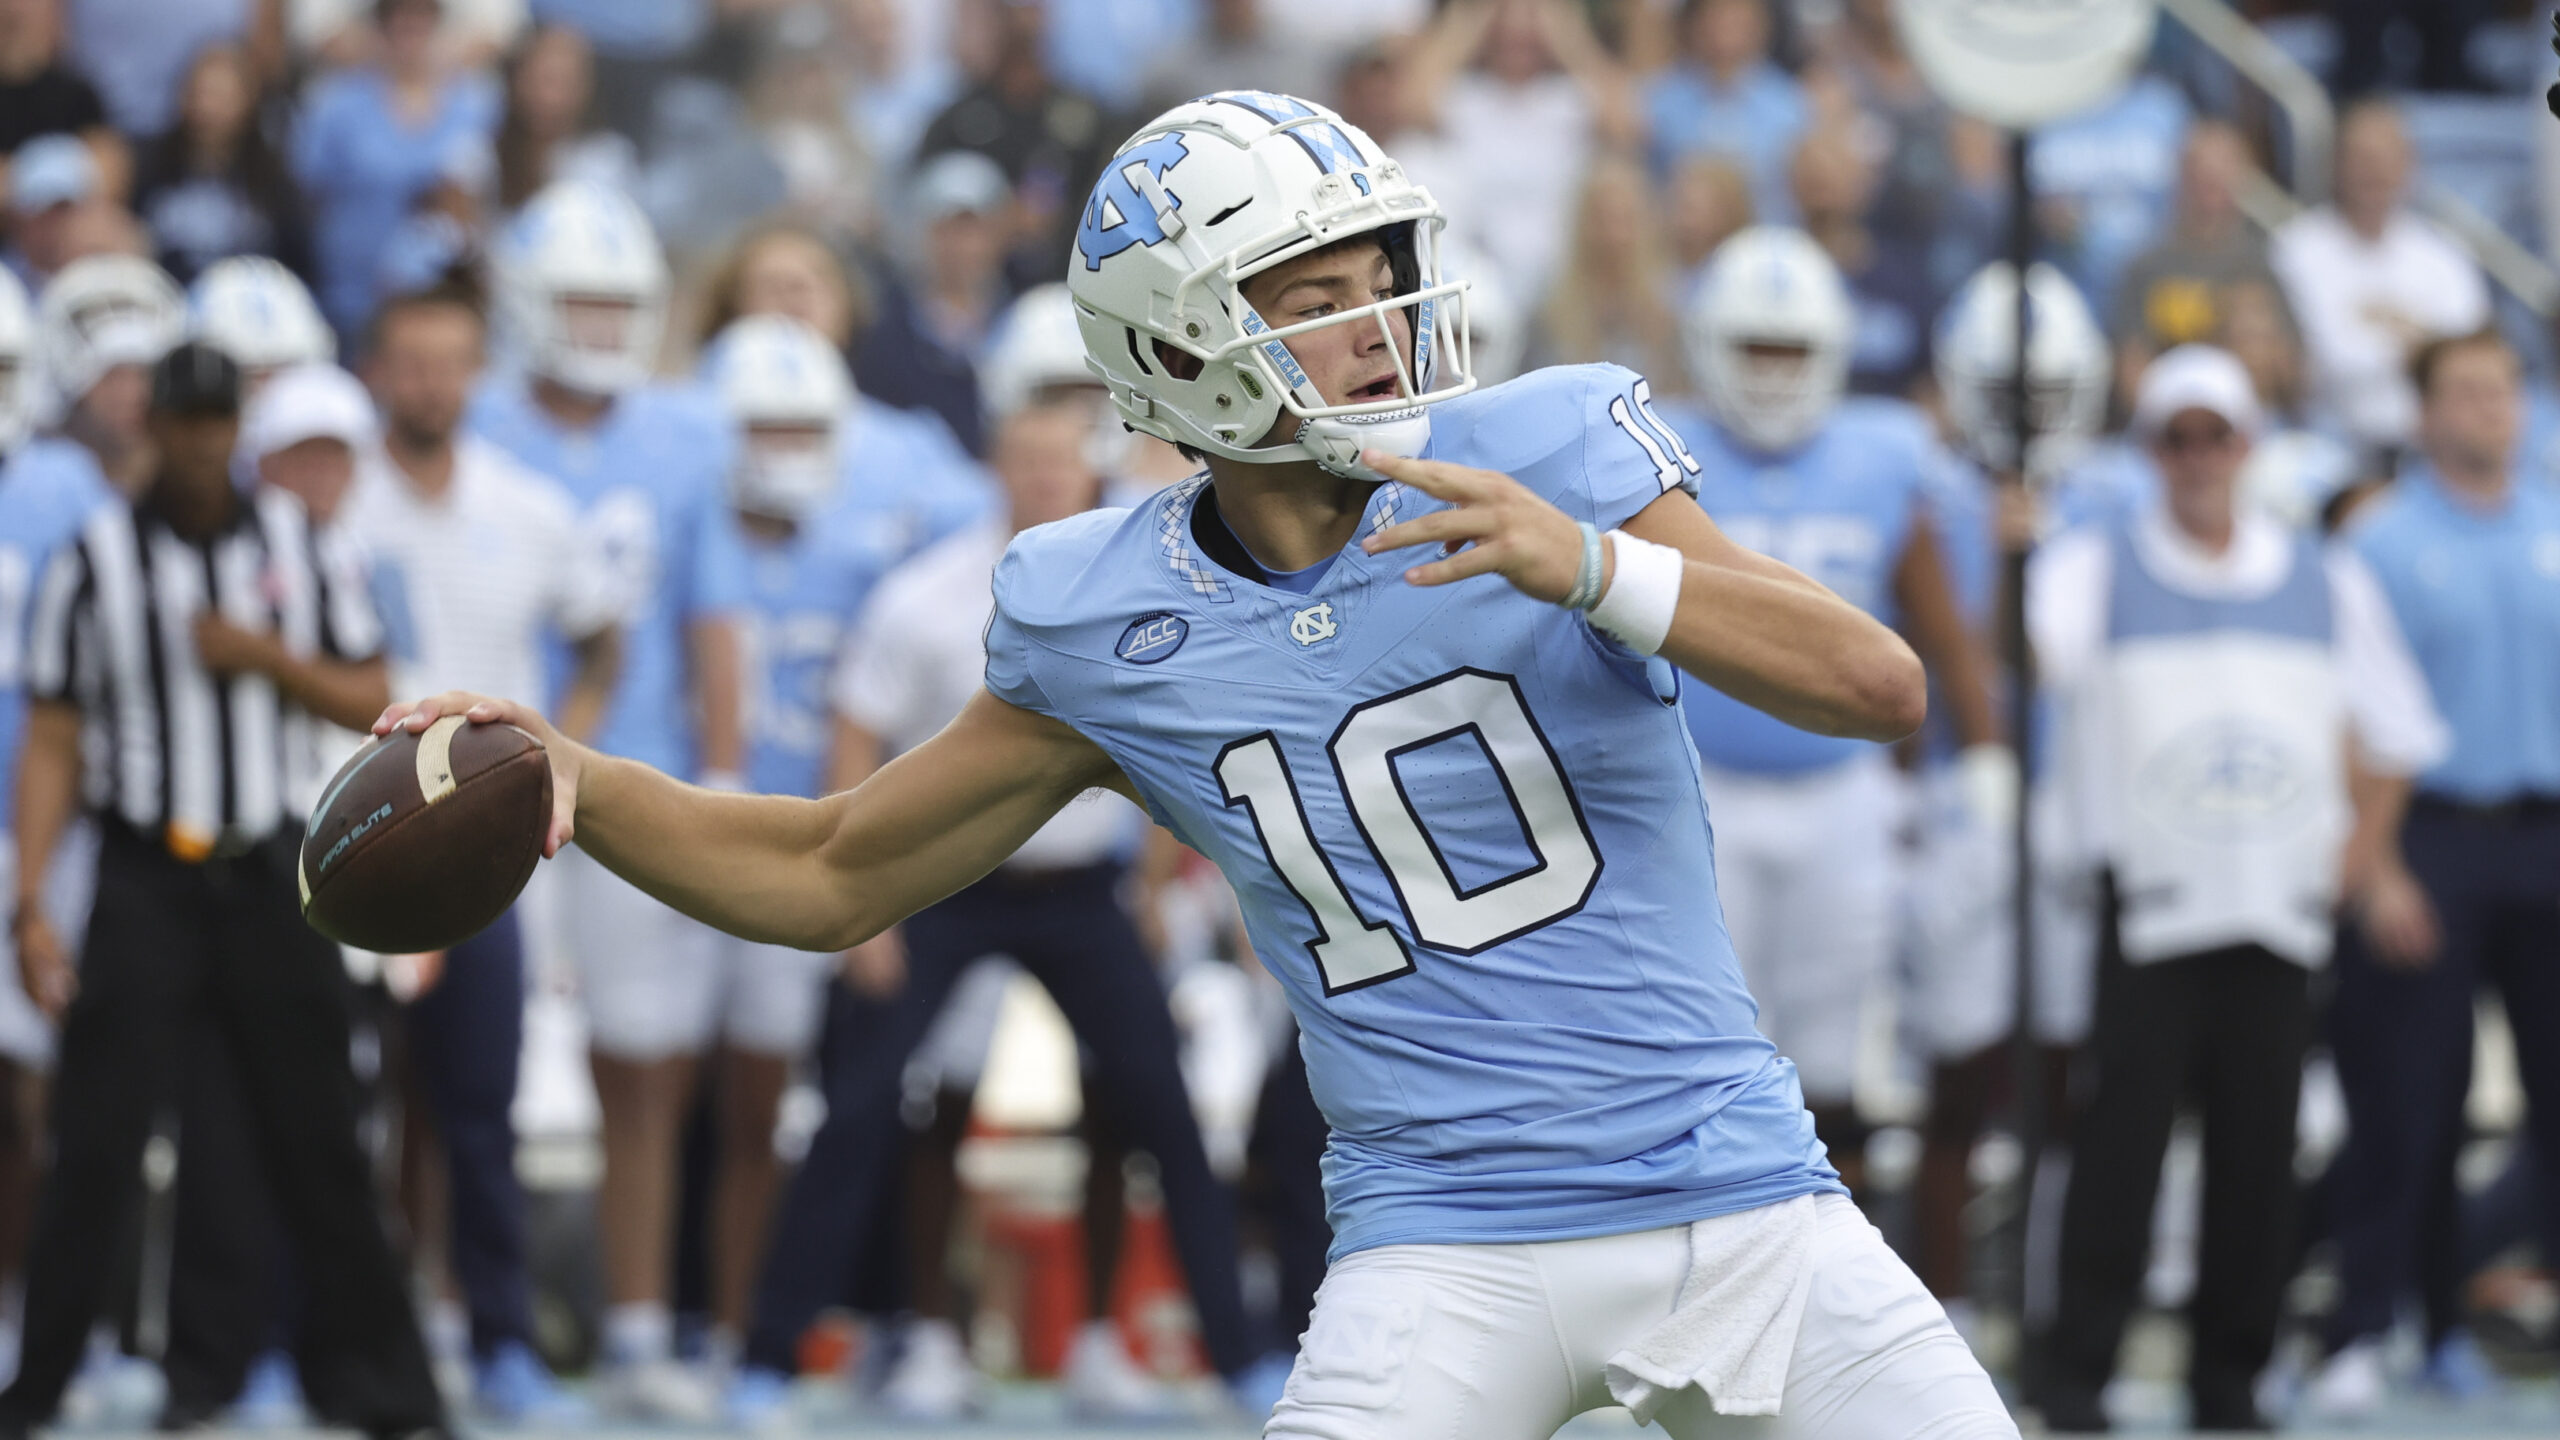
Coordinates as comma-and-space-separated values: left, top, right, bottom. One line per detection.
983, 283, 1101, 423
1435, 236, 1523, 386
36, 255, 186, 422
0, 268, 33, 454
1067, 91, 1475, 479
497, 180, 669, 397
188, 257, 334, 385
1935, 260, 2110, 483
1684, 226, 1853, 454
705, 315, 852, 522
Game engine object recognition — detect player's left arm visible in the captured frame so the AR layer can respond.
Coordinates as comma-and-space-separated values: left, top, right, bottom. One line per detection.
1361, 451, 1926, 742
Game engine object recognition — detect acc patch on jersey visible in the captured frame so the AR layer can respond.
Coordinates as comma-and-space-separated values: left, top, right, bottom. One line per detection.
1117, 612, 1190, 664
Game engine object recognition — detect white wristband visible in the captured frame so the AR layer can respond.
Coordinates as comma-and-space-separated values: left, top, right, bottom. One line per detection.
1587, 529, 1682, 655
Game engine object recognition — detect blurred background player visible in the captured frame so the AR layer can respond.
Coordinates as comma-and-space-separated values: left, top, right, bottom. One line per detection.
186, 256, 334, 397
2028, 346, 2447, 1432
1901, 259, 2116, 1335
468, 178, 745, 1420
692, 313, 987, 1398
0, 263, 109, 1390
731, 396, 1251, 1424
1661, 226, 1999, 1192
30, 254, 184, 495
340, 287, 623, 1422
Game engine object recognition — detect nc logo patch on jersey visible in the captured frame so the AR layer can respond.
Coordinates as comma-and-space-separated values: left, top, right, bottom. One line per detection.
1078, 132, 1191, 271
1117, 612, 1190, 664
1290, 601, 1338, 647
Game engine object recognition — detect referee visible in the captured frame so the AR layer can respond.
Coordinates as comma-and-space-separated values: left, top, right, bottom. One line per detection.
0, 344, 445, 1440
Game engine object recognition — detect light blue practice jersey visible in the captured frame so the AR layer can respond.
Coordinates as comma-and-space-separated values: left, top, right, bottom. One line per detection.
985, 365, 1839, 1259
1663, 397, 1928, 775
2348, 464, 2560, 803
0, 441, 114, 815
470, 381, 748, 779
740, 406, 996, 797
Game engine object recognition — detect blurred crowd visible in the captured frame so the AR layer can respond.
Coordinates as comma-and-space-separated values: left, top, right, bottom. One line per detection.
0, 0, 2555, 1434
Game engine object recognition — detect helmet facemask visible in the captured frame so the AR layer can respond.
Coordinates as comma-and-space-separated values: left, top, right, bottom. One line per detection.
732, 417, 840, 522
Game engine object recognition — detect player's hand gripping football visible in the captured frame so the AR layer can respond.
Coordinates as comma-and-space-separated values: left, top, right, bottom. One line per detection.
374, 693, 585, 857
1357, 450, 1603, 604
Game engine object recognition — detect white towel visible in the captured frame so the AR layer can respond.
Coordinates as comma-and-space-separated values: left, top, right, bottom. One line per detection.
1603, 1193, 1819, 1423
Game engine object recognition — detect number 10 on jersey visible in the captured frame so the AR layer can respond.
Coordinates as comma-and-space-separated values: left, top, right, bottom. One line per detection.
1215, 670, 1603, 996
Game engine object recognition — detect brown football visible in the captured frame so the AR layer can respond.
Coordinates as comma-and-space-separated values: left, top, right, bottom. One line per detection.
299, 717, 552, 953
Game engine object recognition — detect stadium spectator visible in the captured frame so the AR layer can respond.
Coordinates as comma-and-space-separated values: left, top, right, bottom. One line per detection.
0, 0, 128, 201
1400, 0, 1635, 308
2109, 121, 2288, 411
342, 293, 618, 1421
1666, 152, 1752, 305
493, 23, 635, 217
1644, 0, 1807, 224
2271, 99, 2489, 463
528, 0, 707, 142
132, 43, 310, 285
1817, 0, 1975, 294
294, 0, 522, 70
1532, 153, 1682, 384
2312, 329, 2560, 1421
1328, 35, 1410, 149
1792, 124, 1933, 397
742, 23, 880, 251
698, 222, 868, 357
5, 135, 104, 292
2216, 277, 2358, 529
64, 0, 266, 141
913, 0, 1114, 287
2029, 345, 2448, 1434
0, 341, 445, 1440
2026, 70, 2189, 324
850, 152, 1012, 456
1142, 0, 1327, 119
291, 0, 502, 339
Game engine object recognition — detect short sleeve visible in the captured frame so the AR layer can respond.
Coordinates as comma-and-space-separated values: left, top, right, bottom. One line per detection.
25, 542, 87, 704
982, 549, 1060, 721
1579, 366, 1701, 531
2327, 547, 2451, 777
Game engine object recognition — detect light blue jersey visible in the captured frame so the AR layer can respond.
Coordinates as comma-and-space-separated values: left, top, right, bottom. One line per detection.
0, 441, 114, 815
1663, 398, 1929, 775
470, 380, 748, 779
985, 365, 1838, 1259
2349, 464, 2560, 803
741, 406, 996, 797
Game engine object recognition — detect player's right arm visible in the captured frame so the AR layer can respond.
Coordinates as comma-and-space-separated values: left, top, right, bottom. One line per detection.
377, 687, 1125, 952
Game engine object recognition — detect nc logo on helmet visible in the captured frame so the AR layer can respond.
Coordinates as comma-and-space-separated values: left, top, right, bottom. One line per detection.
1077, 133, 1191, 271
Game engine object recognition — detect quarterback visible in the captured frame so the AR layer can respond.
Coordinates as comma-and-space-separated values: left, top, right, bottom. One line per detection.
383, 95, 2015, 1437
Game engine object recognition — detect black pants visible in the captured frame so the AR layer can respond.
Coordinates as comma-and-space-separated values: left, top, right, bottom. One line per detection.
0, 823, 441, 1434
2325, 802, 2560, 1351
2043, 926, 2311, 1425
1245, 1032, 1330, 1355
743, 864, 1250, 1376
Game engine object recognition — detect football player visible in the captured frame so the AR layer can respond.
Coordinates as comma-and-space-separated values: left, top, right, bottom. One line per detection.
1655, 227, 2001, 1195
468, 180, 746, 1420
391, 94, 2018, 1438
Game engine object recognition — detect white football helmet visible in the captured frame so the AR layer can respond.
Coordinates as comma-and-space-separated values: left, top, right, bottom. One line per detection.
497, 180, 669, 397
1935, 260, 2110, 483
704, 315, 852, 522
36, 255, 186, 422
0, 267, 32, 454
1684, 227, 1853, 454
189, 257, 334, 384
983, 283, 1101, 423
1066, 91, 1475, 479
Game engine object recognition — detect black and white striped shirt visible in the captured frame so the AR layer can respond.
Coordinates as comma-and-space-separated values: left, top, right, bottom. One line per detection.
25, 486, 382, 858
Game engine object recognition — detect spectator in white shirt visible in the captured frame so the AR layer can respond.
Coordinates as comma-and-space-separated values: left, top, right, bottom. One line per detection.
339, 286, 620, 1421
2270, 99, 2489, 460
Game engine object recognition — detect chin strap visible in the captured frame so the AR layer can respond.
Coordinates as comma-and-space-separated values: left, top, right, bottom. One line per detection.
1295, 407, 1432, 480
